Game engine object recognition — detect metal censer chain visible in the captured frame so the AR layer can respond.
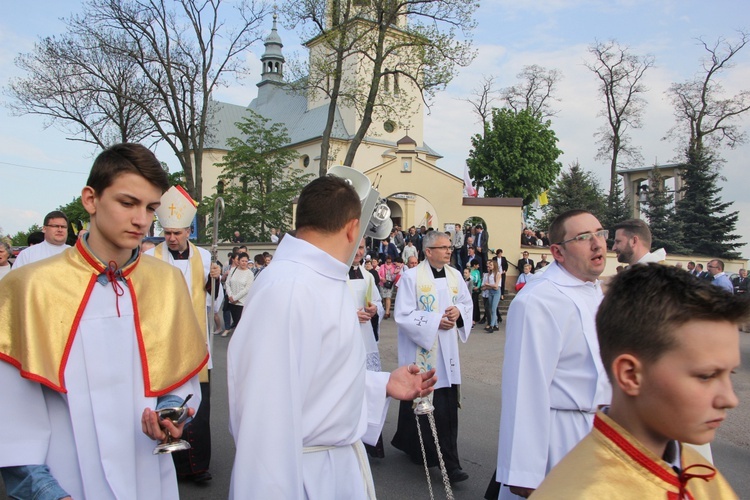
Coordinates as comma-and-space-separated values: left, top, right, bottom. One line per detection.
414, 397, 454, 500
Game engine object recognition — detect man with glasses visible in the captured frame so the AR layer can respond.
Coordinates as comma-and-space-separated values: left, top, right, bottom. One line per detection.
392, 230, 473, 483
490, 209, 612, 499
708, 259, 734, 293
12, 211, 70, 269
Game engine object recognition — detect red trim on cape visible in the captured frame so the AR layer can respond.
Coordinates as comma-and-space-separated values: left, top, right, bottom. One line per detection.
56, 275, 99, 394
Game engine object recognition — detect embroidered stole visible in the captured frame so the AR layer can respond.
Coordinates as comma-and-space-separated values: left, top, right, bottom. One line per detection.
415, 260, 458, 402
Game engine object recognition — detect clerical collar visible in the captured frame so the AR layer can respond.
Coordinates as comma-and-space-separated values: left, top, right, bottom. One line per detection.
349, 265, 364, 280
168, 246, 190, 260
430, 264, 446, 278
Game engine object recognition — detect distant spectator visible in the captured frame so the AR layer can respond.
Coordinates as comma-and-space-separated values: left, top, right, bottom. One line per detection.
733, 269, 749, 295
27, 232, 44, 246
707, 259, 734, 293
232, 230, 242, 243
0, 241, 12, 281
270, 228, 279, 244
535, 254, 550, 270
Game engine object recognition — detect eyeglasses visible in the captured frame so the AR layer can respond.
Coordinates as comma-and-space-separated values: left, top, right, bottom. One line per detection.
428, 246, 452, 251
45, 224, 67, 230
555, 229, 609, 246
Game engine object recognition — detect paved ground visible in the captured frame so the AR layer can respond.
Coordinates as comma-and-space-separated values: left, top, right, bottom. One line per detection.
3, 317, 749, 499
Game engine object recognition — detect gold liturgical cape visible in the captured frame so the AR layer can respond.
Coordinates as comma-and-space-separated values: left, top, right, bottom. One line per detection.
532, 411, 737, 499
0, 239, 208, 397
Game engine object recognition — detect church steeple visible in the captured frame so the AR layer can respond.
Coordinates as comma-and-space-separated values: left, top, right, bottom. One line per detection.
259, 13, 284, 86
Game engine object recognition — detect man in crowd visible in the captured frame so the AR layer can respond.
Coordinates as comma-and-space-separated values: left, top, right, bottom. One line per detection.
492, 209, 611, 499
496, 248, 509, 293
686, 260, 697, 275
145, 185, 221, 484
696, 263, 710, 280
392, 230, 473, 483
733, 268, 748, 295
516, 250, 534, 275
227, 175, 436, 498
0, 143, 207, 499
474, 224, 489, 271
708, 259, 734, 293
12, 210, 70, 269
452, 223, 464, 270
406, 255, 419, 269
612, 218, 666, 265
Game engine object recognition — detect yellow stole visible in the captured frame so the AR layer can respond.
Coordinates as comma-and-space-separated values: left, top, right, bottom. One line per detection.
154, 241, 210, 383
0, 239, 208, 396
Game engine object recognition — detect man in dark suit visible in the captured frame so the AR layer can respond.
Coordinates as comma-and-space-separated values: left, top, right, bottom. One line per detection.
516, 250, 535, 275
495, 248, 509, 294
733, 268, 749, 295
695, 263, 711, 280
474, 224, 489, 272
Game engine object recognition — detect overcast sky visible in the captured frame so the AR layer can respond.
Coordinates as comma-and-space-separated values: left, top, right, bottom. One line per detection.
1, 0, 749, 257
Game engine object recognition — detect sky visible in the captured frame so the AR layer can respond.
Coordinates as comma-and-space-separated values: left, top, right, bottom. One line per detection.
1, 1, 749, 256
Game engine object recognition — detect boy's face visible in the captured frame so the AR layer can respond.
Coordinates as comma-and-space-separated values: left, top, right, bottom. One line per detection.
83, 172, 162, 256
635, 320, 739, 448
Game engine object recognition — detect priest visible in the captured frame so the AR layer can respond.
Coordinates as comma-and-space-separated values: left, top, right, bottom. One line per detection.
227, 175, 437, 498
0, 143, 207, 499
391, 230, 473, 484
145, 185, 221, 484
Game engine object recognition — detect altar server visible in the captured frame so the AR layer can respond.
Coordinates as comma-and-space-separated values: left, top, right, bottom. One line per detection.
0, 143, 207, 499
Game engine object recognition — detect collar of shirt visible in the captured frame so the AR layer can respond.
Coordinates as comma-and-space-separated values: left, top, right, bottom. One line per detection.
168, 247, 190, 260
273, 234, 349, 281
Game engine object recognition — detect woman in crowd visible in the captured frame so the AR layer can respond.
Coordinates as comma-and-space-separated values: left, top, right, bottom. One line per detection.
378, 254, 400, 319
224, 252, 254, 337
482, 259, 501, 332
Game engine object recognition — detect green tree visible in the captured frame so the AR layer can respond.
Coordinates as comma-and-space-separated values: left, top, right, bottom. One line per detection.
601, 178, 631, 235
207, 111, 312, 242
468, 108, 562, 205
673, 148, 742, 258
10, 225, 42, 246
535, 162, 606, 232
641, 167, 687, 254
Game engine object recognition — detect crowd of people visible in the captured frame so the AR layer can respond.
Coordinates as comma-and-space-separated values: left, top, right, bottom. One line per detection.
0, 143, 748, 499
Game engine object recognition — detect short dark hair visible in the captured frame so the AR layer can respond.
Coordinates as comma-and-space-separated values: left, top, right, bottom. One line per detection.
296, 175, 360, 233
28, 231, 44, 245
86, 143, 169, 195
549, 209, 592, 246
254, 254, 265, 265
44, 210, 69, 225
597, 263, 750, 378
236, 252, 250, 261
612, 218, 652, 248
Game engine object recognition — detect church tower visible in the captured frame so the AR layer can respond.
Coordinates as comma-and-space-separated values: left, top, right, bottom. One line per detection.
256, 13, 285, 105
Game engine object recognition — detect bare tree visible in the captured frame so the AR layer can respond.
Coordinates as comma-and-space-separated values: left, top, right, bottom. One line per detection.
284, 0, 477, 175
585, 40, 654, 197
7, 30, 159, 148
463, 74, 500, 131
502, 64, 562, 121
6, 0, 271, 234
665, 30, 750, 156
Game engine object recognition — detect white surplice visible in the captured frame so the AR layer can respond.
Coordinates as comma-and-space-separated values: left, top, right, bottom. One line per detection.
0, 280, 200, 500
496, 261, 611, 499
394, 264, 472, 388
12, 240, 69, 269
227, 235, 390, 499
348, 265, 384, 372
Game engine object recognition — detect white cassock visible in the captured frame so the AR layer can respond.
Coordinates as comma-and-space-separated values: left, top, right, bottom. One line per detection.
348, 265, 385, 372
145, 244, 221, 368
12, 240, 69, 269
496, 261, 611, 499
394, 265, 472, 387
227, 235, 391, 499
0, 281, 200, 499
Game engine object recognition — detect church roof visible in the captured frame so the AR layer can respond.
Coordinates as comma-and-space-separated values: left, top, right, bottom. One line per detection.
207, 96, 443, 160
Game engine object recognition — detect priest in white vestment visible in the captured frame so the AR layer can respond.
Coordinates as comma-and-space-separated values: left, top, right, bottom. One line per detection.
392, 230, 473, 484
227, 175, 436, 499
0, 144, 207, 500
12, 210, 71, 269
493, 210, 612, 499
